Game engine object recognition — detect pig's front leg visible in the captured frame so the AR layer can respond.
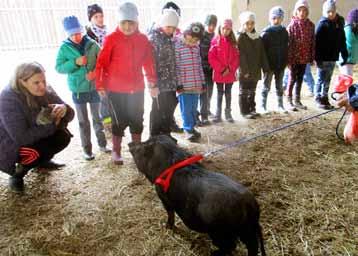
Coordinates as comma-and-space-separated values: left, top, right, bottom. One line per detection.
166, 210, 175, 229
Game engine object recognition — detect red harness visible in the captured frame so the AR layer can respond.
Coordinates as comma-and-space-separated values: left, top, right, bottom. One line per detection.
154, 154, 204, 193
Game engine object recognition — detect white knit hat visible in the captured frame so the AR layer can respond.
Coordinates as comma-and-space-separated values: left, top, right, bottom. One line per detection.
159, 8, 179, 27
239, 11, 256, 26
294, 0, 309, 15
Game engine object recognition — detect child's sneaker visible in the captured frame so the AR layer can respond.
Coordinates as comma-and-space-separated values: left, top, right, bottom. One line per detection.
99, 146, 111, 153
83, 151, 95, 161
201, 118, 210, 126
185, 130, 200, 143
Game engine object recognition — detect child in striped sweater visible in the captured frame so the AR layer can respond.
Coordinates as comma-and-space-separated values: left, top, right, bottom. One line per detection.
175, 22, 205, 142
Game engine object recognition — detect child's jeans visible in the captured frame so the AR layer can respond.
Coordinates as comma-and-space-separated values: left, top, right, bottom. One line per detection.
199, 69, 214, 120
72, 91, 107, 154
178, 93, 199, 132
315, 61, 336, 98
263, 69, 285, 97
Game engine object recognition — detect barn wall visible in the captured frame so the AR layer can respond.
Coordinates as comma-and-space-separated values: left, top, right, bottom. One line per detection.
232, 0, 358, 32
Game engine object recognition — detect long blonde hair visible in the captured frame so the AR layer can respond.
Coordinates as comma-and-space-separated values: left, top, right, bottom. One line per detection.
10, 62, 46, 109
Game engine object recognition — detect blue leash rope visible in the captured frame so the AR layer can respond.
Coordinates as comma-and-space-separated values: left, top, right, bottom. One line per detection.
204, 108, 339, 158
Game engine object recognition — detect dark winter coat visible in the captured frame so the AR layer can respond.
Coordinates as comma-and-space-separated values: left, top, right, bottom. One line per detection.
315, 15, 348, 63
0, 85, 74, 173
200, 31, 215, 72
261, 25, 289, 71
148, 28, 177, 92
237, 32, 269, 82
287, 16, 315, 65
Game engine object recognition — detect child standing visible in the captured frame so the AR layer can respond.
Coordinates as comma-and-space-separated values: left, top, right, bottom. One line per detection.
237, 11, 269, 119
86, 4, 112, 130
286, 0, 315, 111
175, 22, 205, 142
86, 4, 106, 47
340, 8, 358, 77
95, 2, 157, 165
209, 19, 239, 122
199, 14, 217, 124
315, 0, 347, 110
56, 15, 109, 161
260, 6, 288, 113
148, 9, 180, 138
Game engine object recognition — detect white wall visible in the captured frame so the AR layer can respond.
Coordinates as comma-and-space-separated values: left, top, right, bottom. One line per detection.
232, 0, 358, 32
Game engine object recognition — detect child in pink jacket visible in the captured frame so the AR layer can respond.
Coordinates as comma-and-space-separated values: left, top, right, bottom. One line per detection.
209, 19, 239, 122
286, 0, 315, 111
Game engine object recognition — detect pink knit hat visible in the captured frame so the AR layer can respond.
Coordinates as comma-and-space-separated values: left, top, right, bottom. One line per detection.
294, 0, 309, 14
222, 19, 233, 29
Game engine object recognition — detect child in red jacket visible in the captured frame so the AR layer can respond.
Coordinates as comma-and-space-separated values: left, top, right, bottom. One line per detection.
209, 19, 239, 123
286, 0, 315, 111
95, 2, 157, 165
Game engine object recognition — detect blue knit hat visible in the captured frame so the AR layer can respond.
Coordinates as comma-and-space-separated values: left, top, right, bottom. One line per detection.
63, 16, 83, 36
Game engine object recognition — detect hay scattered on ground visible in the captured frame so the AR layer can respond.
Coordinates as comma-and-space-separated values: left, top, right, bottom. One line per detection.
1, 72, 357, 255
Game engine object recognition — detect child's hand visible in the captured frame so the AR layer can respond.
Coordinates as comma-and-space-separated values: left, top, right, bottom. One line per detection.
98, 90, 107, 98
86, 71, 96, 81
149, 87, 160, 98
75, 56, 87, 66
222, 68, 230, 77
244, 73, 250, 78
337, 93, 354, 112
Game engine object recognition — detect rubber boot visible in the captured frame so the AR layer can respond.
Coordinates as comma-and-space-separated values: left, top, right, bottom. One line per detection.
277, 96, 288, 113
8, 164, 29, 192
287, 96, 298, 111
239, 94, 254, 119
294, 95, 307, 110
112, 135, 123, 165
321, 96, 334, 109
213, 92, 223, 123
225, 109, 234, 122
261, 91, 268, 114
248, 92, 260, 117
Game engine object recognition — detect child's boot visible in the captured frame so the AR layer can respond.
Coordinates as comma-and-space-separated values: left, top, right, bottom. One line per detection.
260, 91, 268, 113
277, 96, 288, 113
287, 96, 298, 111
225, 109, 234, 123
213, 93, 223, 123
112, 135, 123, 165
294, 95, 307, 110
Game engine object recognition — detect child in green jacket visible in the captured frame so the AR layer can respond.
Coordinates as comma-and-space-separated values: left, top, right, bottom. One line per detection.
56, 15, 110, 160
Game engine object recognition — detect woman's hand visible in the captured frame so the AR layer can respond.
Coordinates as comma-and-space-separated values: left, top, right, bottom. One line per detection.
337, 93, 354, 112
49, 104, 67, 125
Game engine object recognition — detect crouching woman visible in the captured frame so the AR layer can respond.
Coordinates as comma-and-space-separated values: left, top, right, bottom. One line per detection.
0, 62, 74, 192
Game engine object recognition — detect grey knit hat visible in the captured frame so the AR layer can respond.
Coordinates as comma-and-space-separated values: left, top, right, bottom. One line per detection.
117, 2, 138, 22
322, 0, 336, 17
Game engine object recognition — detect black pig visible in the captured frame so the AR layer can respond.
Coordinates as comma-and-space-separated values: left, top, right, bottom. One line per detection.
129, 135, 266, 256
